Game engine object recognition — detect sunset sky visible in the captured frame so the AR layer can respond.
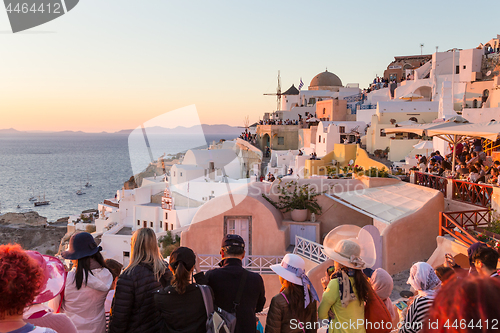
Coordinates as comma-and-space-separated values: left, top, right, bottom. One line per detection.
0, 0, 498, 132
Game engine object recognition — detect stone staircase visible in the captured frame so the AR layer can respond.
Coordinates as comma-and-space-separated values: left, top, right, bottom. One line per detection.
261, 154, 271, 177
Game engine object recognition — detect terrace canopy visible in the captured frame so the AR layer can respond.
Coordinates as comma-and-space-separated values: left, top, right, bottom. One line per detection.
384, 117, 477, 169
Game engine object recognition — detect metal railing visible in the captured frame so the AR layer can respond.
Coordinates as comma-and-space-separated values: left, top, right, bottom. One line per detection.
344, 93, 363, 103
452, 180, 493, 208
439, 209, 491, 246
197, 254, 283, 274
414, 172, 448, 196
359, 104, 376, 110
293, 236, 328, 264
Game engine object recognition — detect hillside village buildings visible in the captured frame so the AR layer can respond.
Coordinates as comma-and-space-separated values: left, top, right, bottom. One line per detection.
63, 33, 500, 308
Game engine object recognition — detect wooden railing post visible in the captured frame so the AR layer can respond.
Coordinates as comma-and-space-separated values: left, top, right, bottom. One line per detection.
439, 212, 443, 236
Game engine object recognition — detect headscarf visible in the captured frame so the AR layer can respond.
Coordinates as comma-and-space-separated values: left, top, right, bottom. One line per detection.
407, 262, 441, 299
468, 242, 487, 267
370, 268, 396, 318
333, 269, 357, 308
280, 261, 319, 308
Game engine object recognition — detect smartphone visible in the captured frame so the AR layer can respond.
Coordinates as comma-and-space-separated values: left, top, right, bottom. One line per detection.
395, 301, 408, 311
326, 265, 335, 276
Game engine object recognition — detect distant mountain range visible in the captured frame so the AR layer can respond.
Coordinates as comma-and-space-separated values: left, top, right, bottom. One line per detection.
0, 124, 244, 136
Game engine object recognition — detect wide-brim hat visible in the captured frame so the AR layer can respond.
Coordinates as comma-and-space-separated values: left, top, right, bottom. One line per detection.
270, 253, 305, 285
26, 251, 66, 304
61, 232, 102, 260
321, 225, 376, 270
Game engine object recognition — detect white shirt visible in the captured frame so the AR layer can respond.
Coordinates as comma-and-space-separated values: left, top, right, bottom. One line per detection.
62, 267, 113, 333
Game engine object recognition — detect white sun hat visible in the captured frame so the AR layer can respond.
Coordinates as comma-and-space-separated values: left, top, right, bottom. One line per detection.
270, 253, 320, 308
271, 253, 305, 285
322, 225, 376, 270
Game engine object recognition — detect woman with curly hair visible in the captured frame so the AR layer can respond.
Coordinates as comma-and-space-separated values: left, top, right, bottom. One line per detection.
0, 244, 56, 333
421, 276, 500, 333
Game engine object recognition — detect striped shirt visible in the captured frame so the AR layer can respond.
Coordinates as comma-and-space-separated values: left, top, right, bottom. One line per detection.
399, 296, 434, 333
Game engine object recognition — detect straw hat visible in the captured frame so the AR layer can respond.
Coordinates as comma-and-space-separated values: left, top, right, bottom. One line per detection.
270, 253, 305, 285
322, 225, 376, 270
26, 251, 66, 304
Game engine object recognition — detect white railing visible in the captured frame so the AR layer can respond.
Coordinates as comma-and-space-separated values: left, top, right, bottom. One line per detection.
293, 236, 328, 264
198, 254, 283, 274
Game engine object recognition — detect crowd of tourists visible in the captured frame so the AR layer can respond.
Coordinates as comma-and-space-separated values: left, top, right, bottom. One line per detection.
259, 119, 300, 126
2, 225, 500, 333
239, 129, 256, 144
415, 138, 500, 185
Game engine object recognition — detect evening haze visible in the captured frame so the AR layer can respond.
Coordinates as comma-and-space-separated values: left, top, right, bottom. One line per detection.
0, 0, 498, 132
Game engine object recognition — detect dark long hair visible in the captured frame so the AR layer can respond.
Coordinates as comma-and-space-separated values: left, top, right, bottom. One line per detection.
171, 262, 190, 294
282, 280, 316, 322
335, 265, 371, 305
74, 252, 107, 290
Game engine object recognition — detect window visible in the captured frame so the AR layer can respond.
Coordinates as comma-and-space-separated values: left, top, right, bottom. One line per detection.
323, 108, 326, 115
137, 220, 140, 226
159, 220, 162, 228
143, 221, 147, 228
180, 172, 183, 177
165, 212, 168, 219
318, 135, 321, 142
173, 171, 176, 177
278, 137, 284, 145
123, 251, 130, 257
463, 65, 466, 69
171, 224, 174, 230
380, 129, 386, 137
323, 138, 325, 143
339, 126, 345, 133
150, 221, 153, 228
456, 65, 459, 74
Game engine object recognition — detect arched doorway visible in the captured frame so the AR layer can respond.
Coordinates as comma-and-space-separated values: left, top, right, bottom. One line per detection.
482, 89, 489, 104
262, 133, 270, 148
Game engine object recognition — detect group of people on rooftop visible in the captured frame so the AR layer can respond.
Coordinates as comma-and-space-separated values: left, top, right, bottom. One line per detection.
259, 119, 300, 126
2, 225, 500, 333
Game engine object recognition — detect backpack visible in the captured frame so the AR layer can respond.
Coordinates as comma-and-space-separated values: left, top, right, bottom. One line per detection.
199, 270, 248, 333
199, 285, 236, 333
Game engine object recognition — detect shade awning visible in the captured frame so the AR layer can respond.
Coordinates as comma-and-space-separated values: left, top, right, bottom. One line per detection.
426, 121, 500, 141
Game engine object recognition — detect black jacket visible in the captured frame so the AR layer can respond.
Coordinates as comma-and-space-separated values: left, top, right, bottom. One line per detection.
154, 283, 208, 333
195, 258, 266, 333
108, 263, 171, 333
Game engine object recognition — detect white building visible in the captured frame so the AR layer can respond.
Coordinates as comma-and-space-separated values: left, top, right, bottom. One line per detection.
93, 139, 261, 265
315, 121, 366, 158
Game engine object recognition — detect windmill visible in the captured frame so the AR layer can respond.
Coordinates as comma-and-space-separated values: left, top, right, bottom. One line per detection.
263, 70, 282, 113
243, 115, 250, 129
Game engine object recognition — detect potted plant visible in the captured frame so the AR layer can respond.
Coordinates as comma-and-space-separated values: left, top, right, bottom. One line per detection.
262, 180, 324, 222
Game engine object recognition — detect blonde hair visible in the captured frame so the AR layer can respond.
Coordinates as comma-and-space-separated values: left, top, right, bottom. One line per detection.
125, 228, 166, 281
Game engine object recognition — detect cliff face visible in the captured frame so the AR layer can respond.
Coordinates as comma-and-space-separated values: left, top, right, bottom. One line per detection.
0, 211, 66, 255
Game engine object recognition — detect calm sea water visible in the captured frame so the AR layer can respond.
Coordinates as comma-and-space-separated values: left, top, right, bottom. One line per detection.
0, 133, 236, 221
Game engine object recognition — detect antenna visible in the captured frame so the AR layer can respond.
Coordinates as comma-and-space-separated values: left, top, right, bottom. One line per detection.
263, 70, 282, 111
420, 43, 424, 55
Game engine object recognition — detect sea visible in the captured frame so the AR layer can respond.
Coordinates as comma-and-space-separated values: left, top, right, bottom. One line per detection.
0, 133, 238, 222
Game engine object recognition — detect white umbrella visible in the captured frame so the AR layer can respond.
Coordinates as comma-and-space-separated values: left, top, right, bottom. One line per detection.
413, 140, 434, 157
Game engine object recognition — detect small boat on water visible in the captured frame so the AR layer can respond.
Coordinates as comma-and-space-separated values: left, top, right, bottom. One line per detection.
84, 173, 92, 188
77, 179, 86, 195
29, 188, 37, 202
34, 193, 49, 206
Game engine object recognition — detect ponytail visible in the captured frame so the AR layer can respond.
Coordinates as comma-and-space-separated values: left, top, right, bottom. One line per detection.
171, 262, 190, 294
